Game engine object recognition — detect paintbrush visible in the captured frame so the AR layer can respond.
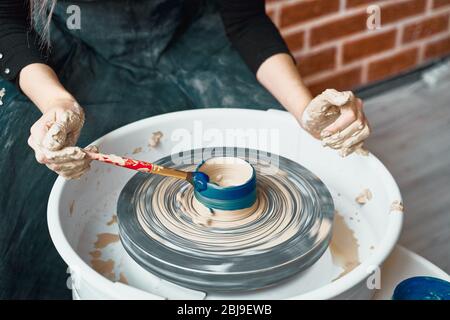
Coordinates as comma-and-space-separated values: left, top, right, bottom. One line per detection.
84, 150, 210, 191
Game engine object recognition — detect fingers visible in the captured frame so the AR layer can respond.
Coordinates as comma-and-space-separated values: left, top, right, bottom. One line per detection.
29, 136, 95, 179
46, 159, 88, 172
42, 105, 84, 151
301, 89, 354, 139
28, 103, 91, 179
63, 102, 85, 133
319, 89, 354, 108
44, 147, 97, 179
28, 135, 48, 164
323, 118, 369, 153
308, 89, 353, 114
42, 119, 68, 151
340, 141, 364, 157
302, 89, 370, 157
340, 124, 371, 157
30, 142, 93, 179
46, 159, 91, 180
29, 116, 50, 150
42, 146, 86, 164
84, 145, 99, 153
324, 120, 370, 156
319, 97, 370, 156
321, 108, 358, 138
322, 117, 364, 149
42, 112, 72, 150
29, 129, 87, 165
321, 96, 360, 136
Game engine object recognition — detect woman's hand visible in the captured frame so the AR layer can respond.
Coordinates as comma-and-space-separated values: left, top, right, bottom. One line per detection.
18, 64, 96, 179
255, 55, 370, 157
300, 89, 370, 157
27, 101, 96, 179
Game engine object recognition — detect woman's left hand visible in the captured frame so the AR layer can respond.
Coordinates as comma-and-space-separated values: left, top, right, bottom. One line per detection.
300, 89, 371, 157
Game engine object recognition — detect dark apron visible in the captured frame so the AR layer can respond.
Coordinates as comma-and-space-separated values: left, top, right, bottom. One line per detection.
0, 0, 280, 299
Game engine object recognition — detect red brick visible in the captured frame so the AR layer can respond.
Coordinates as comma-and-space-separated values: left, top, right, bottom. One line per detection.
425, 36, 450, 59
280, 0, 340, 28
381, 0, 427, 25
283, 31, 305, 52
310, 12, 367, 46
346, 0, 386, 8
343, 30, 397, 63
402, 14, 449, 43
433, 0, 450, 9
297, 47, 337, 77
307, 67, 363, 95
368, 48, 419, 82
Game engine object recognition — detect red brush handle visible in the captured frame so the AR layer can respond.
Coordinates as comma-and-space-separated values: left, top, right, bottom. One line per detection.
85, 151, 154, 173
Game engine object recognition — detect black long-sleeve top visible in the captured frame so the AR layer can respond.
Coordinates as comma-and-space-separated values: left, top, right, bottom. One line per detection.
0, 0, 290, 84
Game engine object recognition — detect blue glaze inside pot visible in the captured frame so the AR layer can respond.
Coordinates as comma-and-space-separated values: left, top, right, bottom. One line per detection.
194, 157, 257, 210
393, 276, 450, 300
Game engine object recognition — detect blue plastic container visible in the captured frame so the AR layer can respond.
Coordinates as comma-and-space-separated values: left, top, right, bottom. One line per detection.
393, 276, 450, 300
194, 157, 257, 210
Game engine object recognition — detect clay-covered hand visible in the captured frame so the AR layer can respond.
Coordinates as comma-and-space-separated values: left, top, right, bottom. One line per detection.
300, 89, 370, 157
28, 102, 97, 179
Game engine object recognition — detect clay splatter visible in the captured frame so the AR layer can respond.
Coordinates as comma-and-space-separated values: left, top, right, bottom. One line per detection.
0, 88, 5, 106
89, 250, 102, 259
355, 147, 369, 156
132, 147, 142, 154
329, 212, 360, 280
148, 131, 163, 148
106, 215, 118, 226
118, 272, 129, 285
91, 258, 115, 280
69, 200, 75, 216
390, 200, 404, 212
94, 233, 120, 249
355, 188, 372, 205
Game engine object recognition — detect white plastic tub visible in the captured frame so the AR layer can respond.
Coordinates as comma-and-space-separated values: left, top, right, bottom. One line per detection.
48, 109, 403, 299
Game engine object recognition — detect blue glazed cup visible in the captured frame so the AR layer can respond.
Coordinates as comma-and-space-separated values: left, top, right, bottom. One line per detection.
194, 157, 257, 210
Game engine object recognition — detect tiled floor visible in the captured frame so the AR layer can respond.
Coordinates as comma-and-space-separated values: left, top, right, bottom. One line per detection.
364, 63, 450, 273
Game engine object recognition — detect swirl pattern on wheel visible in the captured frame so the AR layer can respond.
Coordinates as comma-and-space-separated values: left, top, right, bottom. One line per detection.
118, 148, 334, 291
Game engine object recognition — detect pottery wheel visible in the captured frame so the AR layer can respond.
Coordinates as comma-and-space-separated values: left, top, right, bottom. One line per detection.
117, 147, 334, 291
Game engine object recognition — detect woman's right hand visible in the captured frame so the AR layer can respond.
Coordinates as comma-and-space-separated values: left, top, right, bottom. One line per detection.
27, 100, 97, 179
300, 89, 370, 157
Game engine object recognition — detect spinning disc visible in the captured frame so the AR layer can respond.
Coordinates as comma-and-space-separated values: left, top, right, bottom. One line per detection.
117, 148, 334, 291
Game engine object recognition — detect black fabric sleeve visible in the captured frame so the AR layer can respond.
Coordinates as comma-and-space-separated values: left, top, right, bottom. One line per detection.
218, 0, 293, 74
0, 0, 45, 84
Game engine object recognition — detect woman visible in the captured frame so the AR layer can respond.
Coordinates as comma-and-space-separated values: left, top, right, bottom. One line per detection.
0, 0, 369, 298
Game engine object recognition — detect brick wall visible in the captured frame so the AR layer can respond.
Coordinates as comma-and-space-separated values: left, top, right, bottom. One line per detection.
266, 0, 450, 95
